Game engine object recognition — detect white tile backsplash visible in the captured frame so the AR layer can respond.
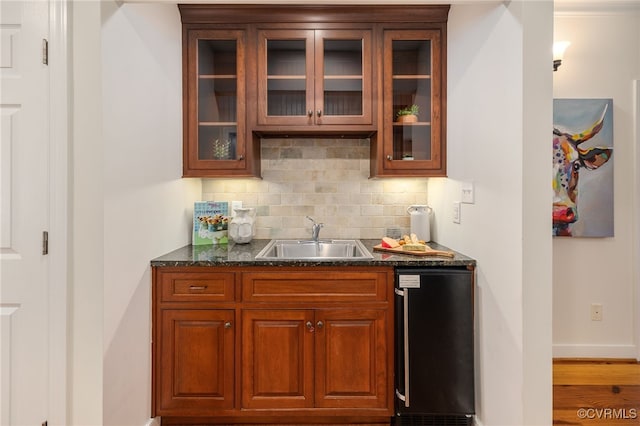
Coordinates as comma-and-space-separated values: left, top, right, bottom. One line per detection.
201, 138, 429, 239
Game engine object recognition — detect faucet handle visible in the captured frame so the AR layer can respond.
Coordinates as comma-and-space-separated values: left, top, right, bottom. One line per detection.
306, 216, 324, 241
306, 216, 324, 228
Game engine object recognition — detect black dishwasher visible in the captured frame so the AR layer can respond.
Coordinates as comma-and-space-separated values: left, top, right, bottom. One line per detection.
394, 267, 475, 425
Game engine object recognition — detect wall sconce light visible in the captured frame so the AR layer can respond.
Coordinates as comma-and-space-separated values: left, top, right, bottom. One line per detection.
553, 41, 571, 71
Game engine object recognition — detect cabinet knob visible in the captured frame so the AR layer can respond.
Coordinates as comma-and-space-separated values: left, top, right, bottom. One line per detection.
317, 110, 322, 117
224, 321, 232, 329
306, 321, 314, 332
316, 320, 324, 329
238, 154, 244, 160
307, 110, 313, 117
387, 155, 393, 161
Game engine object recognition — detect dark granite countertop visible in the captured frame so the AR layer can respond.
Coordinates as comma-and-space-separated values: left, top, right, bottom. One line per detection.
151, 239, 475, 268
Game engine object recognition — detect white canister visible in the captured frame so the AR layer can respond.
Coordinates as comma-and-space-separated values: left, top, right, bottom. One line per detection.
406, 205, 432, 242
229, 208, 256, 244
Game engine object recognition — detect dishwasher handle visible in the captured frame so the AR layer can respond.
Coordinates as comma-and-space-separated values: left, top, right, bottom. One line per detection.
394, 287, 410, 408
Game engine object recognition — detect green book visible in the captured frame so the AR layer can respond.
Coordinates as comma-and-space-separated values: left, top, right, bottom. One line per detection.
193, 201, 229, 245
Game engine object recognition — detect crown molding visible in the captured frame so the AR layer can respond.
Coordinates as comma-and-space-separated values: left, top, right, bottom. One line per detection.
555, 0, 640, 15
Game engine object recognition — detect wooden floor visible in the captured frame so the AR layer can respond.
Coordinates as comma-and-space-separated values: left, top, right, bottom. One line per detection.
554, 359, 640, 425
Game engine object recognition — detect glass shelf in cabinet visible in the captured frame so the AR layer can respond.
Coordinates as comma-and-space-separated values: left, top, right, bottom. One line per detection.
199, 122, 237, 126
324, 79, 362, 92
392, 121, 431, 125
267, 78, 306, 91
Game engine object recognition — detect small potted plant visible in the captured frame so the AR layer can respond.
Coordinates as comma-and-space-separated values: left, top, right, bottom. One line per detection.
396, 104, 419, 123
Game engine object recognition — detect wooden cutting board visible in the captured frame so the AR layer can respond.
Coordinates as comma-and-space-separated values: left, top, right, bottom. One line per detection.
373, 244, 455, 258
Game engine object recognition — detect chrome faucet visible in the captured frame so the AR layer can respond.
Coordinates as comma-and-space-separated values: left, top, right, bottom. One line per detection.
306, 216, 324, 242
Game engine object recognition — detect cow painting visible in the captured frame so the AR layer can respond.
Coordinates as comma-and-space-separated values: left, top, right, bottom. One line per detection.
553, 100, 613, 237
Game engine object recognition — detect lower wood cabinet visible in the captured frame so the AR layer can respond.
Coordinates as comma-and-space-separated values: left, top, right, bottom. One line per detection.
241, 309, 314, 410
158, 309, 235, 415
152, 266, 394, 424
314, 309, 387, 409
241, 308, 388, 410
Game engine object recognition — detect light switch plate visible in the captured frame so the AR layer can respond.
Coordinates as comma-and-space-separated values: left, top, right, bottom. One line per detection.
231, 200, 243, 216
461, 181, 474, 204
453, 201, 461, 224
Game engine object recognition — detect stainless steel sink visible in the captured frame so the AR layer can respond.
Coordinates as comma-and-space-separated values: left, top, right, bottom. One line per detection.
255, 239, 373, 261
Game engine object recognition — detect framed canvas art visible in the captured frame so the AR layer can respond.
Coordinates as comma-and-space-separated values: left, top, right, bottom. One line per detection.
553, 98, 614, 237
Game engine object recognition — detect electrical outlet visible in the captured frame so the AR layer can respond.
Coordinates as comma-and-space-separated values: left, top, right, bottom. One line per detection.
461, 181, 475, 204
591, 303, 603, 321
385, 227, 402, 239
453, 202, 461, 224
231, 200, 243, 216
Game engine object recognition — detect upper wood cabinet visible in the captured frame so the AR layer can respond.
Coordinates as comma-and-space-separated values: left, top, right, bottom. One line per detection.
256, 29, 373, 127
181, 28, 256, 177
373, 28, 447, 177
179, 5, 449, 178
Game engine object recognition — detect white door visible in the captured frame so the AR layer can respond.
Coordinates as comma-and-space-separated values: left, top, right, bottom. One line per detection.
0, 1, 50, 425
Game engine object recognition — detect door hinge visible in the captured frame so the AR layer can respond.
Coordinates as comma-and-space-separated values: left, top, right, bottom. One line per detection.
42, 231, 48, 255
42, 39, 48, 65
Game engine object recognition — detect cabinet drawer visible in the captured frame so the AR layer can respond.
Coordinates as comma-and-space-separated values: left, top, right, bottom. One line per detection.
242, 270, 388, 302
159, 272, 235, 303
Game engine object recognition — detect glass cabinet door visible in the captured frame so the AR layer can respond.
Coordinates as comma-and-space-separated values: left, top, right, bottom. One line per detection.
383, 30, 443, 172
315, 30, 372, 125
258, 30, 315, 125
185, 30, 246, 172
257, 29, 371, 126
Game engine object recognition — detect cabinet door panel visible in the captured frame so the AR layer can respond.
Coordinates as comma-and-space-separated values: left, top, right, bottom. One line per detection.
315, 29, 372, 125
241, 310, 315, 409
257, 29, 372, 127
159, 309, 234, 413
183, 29, 251, 177
257, 30, 315, 126
315, 309, 388, 409
378, 28, 446, 177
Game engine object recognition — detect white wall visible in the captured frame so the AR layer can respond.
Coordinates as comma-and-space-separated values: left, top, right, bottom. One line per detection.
553, 6, 639, 359
635, 81, 640, 362
71, 2, 104, 424
430, 2, 553, 425
100, 2, 200, 426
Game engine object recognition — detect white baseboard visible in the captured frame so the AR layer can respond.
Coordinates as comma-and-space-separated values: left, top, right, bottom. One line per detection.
144, 418, 160, 426
553, 343, 639, 359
